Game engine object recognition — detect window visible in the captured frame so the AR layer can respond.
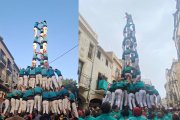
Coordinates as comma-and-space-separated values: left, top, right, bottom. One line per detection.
88, 43, 94, 59
97, 51, 101, 59
78, 60, 84, 81
106, 59, 108, 66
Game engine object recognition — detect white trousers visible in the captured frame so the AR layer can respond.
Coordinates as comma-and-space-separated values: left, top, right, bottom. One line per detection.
139, 90, 147, 107
111, 92, 115, 107
24, 75, 28, 87
27, 99, 34, 114
103, 91, 111, 103
115, 89, 123, 110
36, 74, 42, 86
150, 94, 156, 106
58, 99, 63, 112
47, 77, 53, 90
135, 92, 140, 105
71, 102, 79, 118
52, 76, 58, 88
21, 100, 27, 112
3, 99, 9, 114
42, 77, 47, 89
10, 98, 15, 114
34, 95, 42, 112
18, 77, 23, 87
146, 94, 152, 108
43, 100, 49, 114
124, 90, 128, 106
156, 95, 161, 107
29, 78, 35, 88
57, 76, 63, 87
18, 98, 23, 113
128, 93, 136, 110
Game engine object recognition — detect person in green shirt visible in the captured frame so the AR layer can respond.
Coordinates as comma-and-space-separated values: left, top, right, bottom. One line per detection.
114, 75, 125, 110
26, 87, 35, 114
153, 88, 161, 108
134, 81, 146, 108
24, 66, 31, 88
119, 107, 130, 120
144, 84, 152, 109
68, 90, 79, 118
3, 92, 12, 115
131, 50, 139, 68
41, 66, 48, 90
54, 68, 63, 88
110, 105, 121, 120
103, 90, 111, 104
29, 61, 36, 88
18, 68, 25, 89
35, 65, 42, 87
127, 75, 136, 110
84, 109, 95, 120
149, 86, 156, 107
34, 84, 43, 113
109, 80, 116, 107
61, 86, 69, 116
95, 102, 117, 120
41, 20, 48, 36
33, 36, 40, 54
122, 78, 128, 107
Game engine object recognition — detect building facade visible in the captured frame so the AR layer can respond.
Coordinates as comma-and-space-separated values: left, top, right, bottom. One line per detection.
164, 0, 180, 109
106, 52, 122, 81
165, 60, 180, 109
173, 0, 180, 60
0, 36, 19, 97
78, 15, 122, 108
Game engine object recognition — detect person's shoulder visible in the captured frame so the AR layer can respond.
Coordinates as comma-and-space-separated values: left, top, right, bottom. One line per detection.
128, 116, 136, 120
140, 116, 147, 120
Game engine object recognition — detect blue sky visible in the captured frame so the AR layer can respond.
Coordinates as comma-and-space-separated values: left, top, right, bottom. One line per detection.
0, 0, 78, 80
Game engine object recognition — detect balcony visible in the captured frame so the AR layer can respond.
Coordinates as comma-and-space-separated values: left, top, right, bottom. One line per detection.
79, 73, 90, 91
6, 66, 12, 74
0, 56, 6, 68
95, 80, 108, 95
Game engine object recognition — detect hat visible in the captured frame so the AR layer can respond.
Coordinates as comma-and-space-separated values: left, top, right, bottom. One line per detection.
133, 107, 142, 116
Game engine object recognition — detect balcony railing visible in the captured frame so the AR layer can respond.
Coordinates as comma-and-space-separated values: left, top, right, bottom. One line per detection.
6, 65, 12, 74
97, 79, 108, 91
79, 73, 91, 90
0, 55, 6, 67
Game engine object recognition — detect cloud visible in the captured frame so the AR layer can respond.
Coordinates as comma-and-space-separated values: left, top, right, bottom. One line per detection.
79, 0, 177, 98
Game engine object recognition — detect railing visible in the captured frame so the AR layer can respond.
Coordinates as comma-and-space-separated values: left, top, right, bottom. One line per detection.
0, 55, 6, 66
7, 65, 12, 72
97, 79, 108, 90
79, 73, 91, 89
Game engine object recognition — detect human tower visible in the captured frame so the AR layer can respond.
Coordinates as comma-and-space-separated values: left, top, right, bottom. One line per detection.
103, 13, 161, 110
2, 21, 78, 118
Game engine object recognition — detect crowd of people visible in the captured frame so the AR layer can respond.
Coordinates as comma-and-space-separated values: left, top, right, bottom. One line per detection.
78, 102, 180, 120
0, 20, 79, 119
0, 64, 78, 120
102, 74, 161, 111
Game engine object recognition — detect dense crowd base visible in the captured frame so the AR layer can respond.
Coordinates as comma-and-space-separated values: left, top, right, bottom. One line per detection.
0, 111, 78, 120
78, 102, 180, 120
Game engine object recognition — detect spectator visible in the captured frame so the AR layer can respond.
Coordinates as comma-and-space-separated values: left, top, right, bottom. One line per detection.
110, 105, 121, 119
128, 107, 147, 120
95, 102, 116, 120
172, 113, 180, 120
84, 109, 95, 120
78, 110, 84, 120
120, 108, 129, 120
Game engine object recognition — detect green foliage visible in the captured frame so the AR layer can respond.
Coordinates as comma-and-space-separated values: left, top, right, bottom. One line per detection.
62, 78, 78, 95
